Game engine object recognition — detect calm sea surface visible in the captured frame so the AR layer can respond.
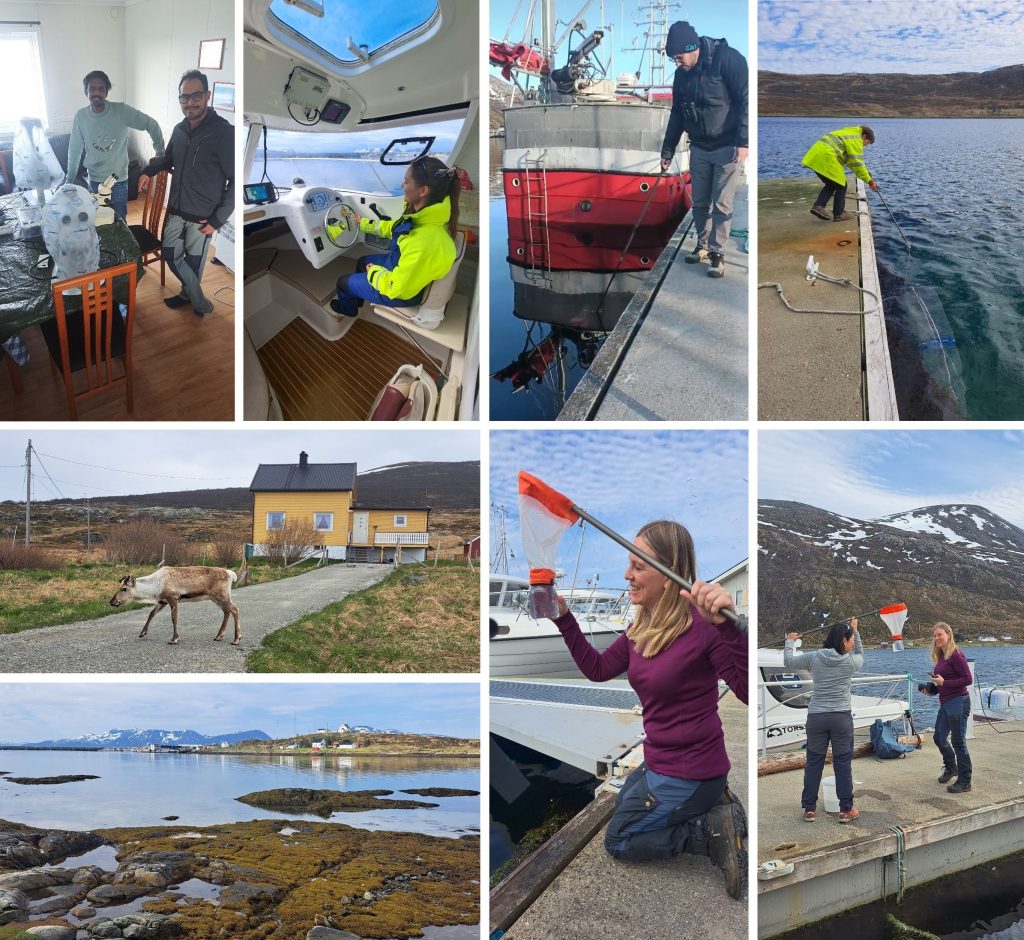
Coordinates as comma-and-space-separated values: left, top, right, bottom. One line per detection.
760, 117, 1024, 420
0, 752, 479, 837
860, 644, 1024, 728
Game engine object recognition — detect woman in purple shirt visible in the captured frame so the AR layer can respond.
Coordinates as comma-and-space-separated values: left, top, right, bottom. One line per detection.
927, 622, 973, 793
549, 520, 748, 899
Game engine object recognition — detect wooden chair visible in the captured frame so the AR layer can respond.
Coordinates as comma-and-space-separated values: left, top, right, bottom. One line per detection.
128, 170, 168, 284
41, 261, 138, 419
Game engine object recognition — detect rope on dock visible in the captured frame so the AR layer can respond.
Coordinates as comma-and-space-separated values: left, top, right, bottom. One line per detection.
759, 267, 881, 317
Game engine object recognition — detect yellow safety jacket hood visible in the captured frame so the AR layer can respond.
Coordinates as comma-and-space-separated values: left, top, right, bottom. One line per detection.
358, 196, 456, 301
801, 126, 873, 186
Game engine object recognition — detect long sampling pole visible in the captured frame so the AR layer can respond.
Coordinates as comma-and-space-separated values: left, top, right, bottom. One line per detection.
569, 501, 743, 630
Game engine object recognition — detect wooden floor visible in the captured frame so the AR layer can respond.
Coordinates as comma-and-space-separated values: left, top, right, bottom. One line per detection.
0, 198, 234, 421
257, 316, 439, 421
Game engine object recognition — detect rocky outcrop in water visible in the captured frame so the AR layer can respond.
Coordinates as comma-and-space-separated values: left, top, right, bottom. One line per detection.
236, 787, 438, 816
0, 824, 104, 869
400, 788, 479, 797
6, 775, 101, 785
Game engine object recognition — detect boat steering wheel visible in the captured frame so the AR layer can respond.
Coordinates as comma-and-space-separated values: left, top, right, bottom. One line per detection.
324, 203, 360, 249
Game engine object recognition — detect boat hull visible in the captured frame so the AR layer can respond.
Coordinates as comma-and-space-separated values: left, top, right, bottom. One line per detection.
490, 628, 621, 679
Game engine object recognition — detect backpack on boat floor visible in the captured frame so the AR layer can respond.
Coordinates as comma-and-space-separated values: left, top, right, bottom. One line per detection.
870, 718, 915, 760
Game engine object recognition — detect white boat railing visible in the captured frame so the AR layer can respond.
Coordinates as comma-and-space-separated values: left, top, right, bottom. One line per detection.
758, 672, 914, 758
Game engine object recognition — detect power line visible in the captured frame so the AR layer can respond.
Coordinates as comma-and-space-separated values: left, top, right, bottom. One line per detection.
32, 450, 65, 500
35, 451, 249, 482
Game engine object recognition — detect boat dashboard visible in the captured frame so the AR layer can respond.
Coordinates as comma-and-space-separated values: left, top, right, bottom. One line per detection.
242, 184, 403, 270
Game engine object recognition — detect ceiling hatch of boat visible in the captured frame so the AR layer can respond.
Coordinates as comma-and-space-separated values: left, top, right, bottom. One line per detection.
245, 0, 474, 131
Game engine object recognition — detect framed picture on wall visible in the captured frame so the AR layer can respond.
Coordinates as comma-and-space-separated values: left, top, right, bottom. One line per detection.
212, 82, 234, 112
198, 38, 225, 70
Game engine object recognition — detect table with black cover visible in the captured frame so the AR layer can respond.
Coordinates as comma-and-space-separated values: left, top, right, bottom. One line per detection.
0, 191, 144, 345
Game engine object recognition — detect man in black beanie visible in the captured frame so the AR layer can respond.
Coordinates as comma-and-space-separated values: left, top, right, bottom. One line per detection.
660, 21, 748, 279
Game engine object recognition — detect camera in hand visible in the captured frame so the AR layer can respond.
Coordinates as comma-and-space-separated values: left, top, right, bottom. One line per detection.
917, 681, 939, 695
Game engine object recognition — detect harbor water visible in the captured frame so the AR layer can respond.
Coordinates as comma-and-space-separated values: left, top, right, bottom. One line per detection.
860, 644, 1024, 729
0, 751, 479, 837
760, 117, 1024, 420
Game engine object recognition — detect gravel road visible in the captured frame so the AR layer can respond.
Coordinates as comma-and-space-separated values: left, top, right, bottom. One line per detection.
0, 564, 392, 674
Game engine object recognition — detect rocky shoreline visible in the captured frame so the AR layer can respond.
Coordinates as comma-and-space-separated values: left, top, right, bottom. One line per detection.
0, 817, 479, 939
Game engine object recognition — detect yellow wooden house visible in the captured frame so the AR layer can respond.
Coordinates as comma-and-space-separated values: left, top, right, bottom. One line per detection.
249, 451, 431, 562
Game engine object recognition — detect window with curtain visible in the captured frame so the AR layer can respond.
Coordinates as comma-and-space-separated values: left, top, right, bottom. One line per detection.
0, 27, 48, 136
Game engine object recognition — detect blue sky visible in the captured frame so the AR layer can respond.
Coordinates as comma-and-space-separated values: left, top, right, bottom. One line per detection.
760, 0, 1024, 74
490, 0, 748, 85
760, 430, 1024, 526
269, 0, 441, 59
0, 682, 480, 743
0, 430, 479, 503
490, 430, 748, 588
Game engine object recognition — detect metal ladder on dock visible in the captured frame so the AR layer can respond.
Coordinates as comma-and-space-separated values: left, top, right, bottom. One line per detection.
520, 150, 552, 283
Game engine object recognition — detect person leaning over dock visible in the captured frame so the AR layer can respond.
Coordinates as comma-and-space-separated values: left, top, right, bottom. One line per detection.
330, 156, 460, 320
545, 520, 748, 899
921, 622, 973, 793
659, 21, 748, 280
801, 125, 878, 222
142, 70, 234, 317
784, 619, 864, 823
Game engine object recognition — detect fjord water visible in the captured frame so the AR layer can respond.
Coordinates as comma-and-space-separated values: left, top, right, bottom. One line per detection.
861, 644, 1024, 728
0, 751, 478, 836
760, 117, 1024, 419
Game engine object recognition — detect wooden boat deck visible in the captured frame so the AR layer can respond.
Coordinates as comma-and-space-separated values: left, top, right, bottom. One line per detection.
256, 316, 440, 421
0, 198, 234, 421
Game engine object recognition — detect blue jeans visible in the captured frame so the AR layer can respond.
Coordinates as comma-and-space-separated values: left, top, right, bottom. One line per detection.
333, 254, 422, 316
604, 763, 726, 860
89, 178, 128, 220
802, 711, 855, 812
934, 695, 972, 782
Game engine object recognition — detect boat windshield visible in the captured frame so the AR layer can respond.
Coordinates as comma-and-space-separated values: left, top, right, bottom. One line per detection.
268, 0, 439, 63
761, 666, 814, 707
248, 119, 463, 195
489, 581, 530, 610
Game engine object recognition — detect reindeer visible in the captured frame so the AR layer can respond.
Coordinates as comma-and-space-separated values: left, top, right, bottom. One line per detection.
110, 564, 243, 646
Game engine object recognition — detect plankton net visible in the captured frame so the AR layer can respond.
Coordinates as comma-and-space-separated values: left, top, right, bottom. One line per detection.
879, 602, 908, 652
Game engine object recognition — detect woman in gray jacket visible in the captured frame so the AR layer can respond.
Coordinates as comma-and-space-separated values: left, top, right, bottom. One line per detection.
785, 618, 863, 822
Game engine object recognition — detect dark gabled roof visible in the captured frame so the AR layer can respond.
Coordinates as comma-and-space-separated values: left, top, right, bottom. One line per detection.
353, 501, 432, 511
250, 462, 356, 492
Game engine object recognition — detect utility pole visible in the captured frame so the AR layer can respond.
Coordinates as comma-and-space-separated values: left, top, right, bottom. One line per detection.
24, 439, 31, 546
86, 497, 91, 551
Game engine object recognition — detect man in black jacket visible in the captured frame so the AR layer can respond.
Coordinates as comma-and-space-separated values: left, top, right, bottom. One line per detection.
144, 69, 234, 315
660, 21, 748, 279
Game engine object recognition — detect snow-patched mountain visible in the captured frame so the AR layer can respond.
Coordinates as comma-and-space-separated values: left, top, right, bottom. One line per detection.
6, 728, 270, 749
758, 501, 1024, 645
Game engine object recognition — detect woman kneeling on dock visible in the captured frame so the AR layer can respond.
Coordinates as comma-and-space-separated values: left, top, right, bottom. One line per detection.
924, 622, 973, 794
330, 156, 461, 318
547, 520, 748, 899
785, 619, 864, 822
800, 125, 878, 222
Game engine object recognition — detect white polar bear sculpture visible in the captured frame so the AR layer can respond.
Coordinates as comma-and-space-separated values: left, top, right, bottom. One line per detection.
42, 184, 100, 281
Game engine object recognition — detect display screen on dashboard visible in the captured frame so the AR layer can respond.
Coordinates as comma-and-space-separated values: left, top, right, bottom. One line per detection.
243, 182, 277, 205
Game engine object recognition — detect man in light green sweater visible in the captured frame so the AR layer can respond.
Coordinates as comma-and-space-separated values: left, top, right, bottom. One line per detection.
66, 70, 165, 220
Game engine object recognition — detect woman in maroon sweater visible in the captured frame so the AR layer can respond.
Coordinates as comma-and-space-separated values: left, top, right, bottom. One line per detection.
550, 520, 747, 898
928, 622, 973, 793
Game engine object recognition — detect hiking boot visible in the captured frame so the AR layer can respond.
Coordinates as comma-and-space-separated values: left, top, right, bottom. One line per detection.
947, 779, 972, 793
938, 765, 956, 784
837, 808, 860, 823
810, 206, 832, 221
707, 252, 725, 278
703, 788, 747, 900
803, 809, 816, 822
833, 211, 855, 222
685, 245, 709, 264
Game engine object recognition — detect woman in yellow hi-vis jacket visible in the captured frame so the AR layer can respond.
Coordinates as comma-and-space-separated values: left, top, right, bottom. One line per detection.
801, 125, 878, 222
331, 155, 461, 317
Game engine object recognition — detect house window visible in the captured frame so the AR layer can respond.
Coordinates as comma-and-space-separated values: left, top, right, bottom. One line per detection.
393, 514, 407, 527
734, 589, 744, 607
314, 512, 333, 532
266, 511, 286, 531
0, 27, 48, 134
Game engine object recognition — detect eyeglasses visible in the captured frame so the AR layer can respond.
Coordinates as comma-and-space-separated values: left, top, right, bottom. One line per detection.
178, 91, 207, 103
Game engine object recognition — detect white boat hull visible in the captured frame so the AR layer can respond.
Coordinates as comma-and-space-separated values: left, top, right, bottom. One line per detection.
490, 624, 622, 679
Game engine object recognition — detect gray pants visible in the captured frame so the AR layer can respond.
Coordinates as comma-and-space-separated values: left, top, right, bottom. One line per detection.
162, 214, 213, 314
689, 145, 743, 256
